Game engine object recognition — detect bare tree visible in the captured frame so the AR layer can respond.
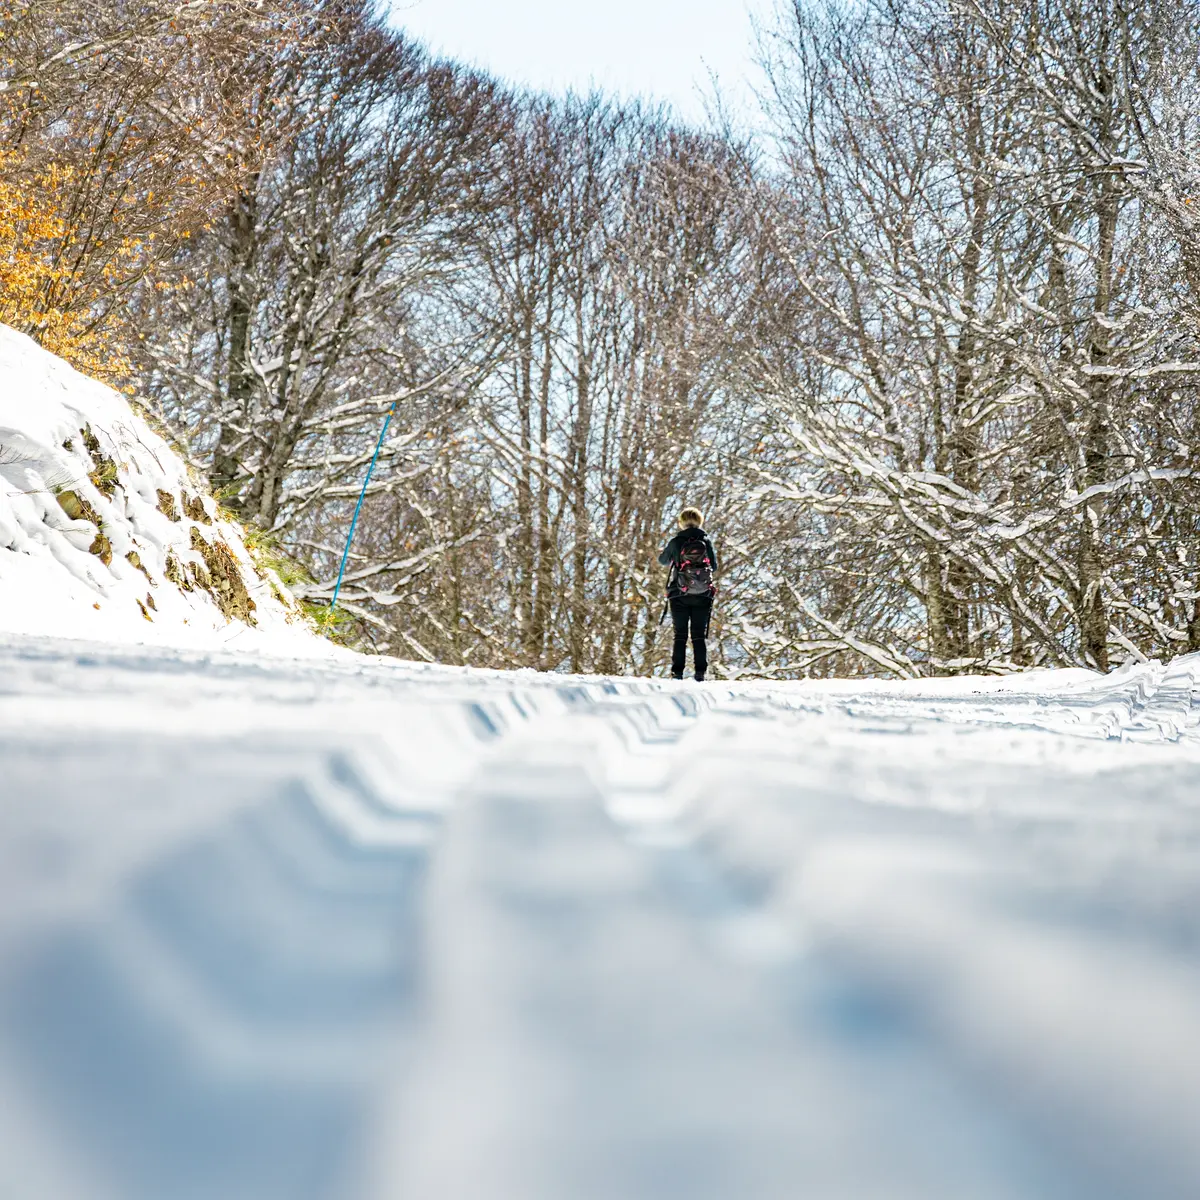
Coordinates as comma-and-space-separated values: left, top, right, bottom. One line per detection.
0, 0, 308, 357
736, 0, 1200, 676
136, 10, 507, 632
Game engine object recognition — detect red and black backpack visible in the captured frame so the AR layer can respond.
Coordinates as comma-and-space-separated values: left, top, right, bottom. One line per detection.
671, 531, 715, 598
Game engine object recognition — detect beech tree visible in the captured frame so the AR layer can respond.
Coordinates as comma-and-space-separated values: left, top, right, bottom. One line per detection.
395, 97, 762, 672
733, 0, 1200, 676
0, 0, 307, 376
136, 6, 506, 638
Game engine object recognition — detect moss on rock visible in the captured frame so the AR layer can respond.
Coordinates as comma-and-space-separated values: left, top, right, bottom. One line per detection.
56, 489, 101, 525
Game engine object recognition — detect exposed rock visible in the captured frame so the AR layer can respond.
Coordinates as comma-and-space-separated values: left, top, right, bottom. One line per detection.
56, 491, 82, 520
156, 489, 180, 522
189, 526, 256, 625
58, 487, 110, 565
182, 493, 211, 524
126, 549, 153, 585
89, 529, 112, 566
187, 560, 210, 591
81, 425, 119, 497
56, 489, 101, 526
164, 551, 191, 590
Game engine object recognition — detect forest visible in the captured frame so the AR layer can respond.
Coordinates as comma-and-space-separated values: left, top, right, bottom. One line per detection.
3, 0, 1200, 678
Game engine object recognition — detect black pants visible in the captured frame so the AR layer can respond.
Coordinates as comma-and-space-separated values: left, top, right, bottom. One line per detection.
670, 597, 712, 678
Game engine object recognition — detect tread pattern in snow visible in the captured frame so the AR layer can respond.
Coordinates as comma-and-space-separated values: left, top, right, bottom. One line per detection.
3, 635, 1200, 1200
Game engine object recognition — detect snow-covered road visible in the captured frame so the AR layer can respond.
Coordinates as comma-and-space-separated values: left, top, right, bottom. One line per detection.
4, 634, 1200, 1200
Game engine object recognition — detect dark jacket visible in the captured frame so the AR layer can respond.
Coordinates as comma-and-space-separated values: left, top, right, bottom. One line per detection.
658, 526, 718, 599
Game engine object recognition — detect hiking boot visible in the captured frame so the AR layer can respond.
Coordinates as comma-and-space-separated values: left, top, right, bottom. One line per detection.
694, 671, 706, 682
671, 672, 684, 681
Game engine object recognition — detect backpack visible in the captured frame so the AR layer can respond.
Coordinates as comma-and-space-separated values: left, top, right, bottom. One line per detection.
674, 533, 714, 598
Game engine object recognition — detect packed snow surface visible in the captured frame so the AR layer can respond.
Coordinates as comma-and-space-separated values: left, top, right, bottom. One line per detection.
4, 633, 1200, 1200
0, 324, 325, 656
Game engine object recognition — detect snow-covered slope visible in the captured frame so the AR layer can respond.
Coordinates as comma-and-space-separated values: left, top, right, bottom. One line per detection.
0, 325, 326, 654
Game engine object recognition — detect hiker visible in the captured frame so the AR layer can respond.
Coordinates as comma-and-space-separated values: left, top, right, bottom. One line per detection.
658, 506, 718, 681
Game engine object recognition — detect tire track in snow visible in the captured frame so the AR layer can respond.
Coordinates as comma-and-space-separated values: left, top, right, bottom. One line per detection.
0, 728, 455, 1200
3, 635, 1200, 1198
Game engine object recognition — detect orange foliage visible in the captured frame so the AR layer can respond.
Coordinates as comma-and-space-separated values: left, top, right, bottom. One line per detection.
0, 1, 320, 387
0, 150, 139, 386
0, 0, 311, 389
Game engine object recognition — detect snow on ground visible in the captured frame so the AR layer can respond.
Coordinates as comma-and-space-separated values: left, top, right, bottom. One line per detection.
0, 324, 331, 657
4, 631, 1200, 1200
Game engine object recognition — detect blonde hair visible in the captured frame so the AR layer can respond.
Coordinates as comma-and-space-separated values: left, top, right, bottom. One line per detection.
678, 507, 703, 528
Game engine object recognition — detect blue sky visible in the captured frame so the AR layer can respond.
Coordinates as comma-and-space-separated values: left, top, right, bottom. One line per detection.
387, 0, 771, 126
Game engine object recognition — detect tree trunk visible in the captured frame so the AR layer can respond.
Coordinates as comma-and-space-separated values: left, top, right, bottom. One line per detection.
211, 183, 258, 505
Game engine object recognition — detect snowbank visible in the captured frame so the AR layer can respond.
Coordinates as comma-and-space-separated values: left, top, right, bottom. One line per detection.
0, 325, 335, 656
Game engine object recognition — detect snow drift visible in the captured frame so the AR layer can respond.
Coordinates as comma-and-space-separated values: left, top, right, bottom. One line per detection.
0, 324, 321, 652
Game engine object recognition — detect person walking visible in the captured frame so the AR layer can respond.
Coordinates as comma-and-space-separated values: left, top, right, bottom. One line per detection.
658, 507, 718, 681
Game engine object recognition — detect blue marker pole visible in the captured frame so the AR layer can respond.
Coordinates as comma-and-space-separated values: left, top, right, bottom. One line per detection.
330, 401, 396, 610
